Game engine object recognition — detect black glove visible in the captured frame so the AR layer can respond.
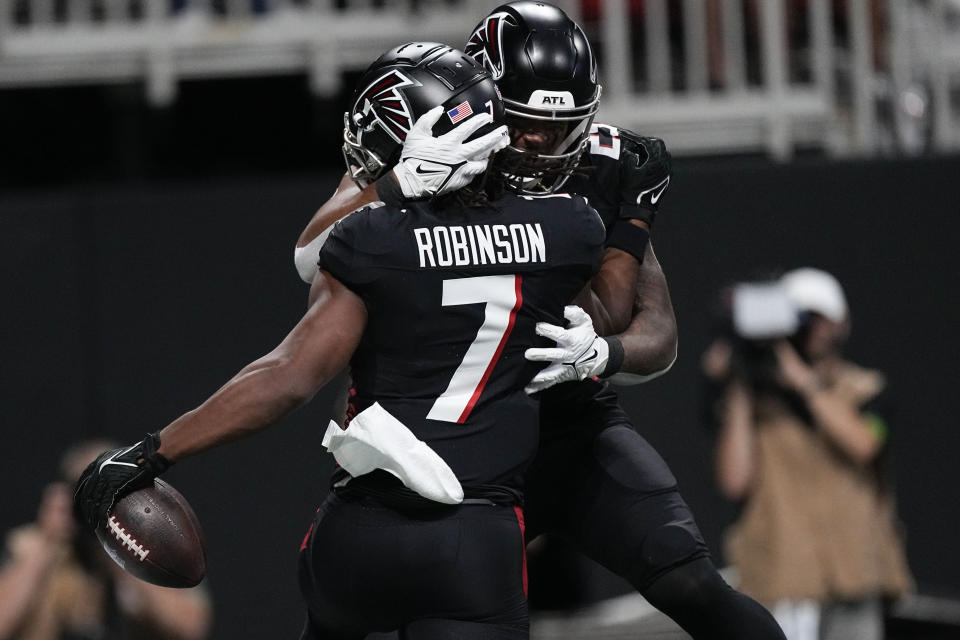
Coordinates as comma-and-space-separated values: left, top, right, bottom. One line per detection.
73, 432, 172, 529
618, 130, 672, 227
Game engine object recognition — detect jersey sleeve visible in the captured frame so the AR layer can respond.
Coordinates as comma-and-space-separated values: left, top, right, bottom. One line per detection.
318, 205, 391, 292
296, 202, 385, 284
588, 123, 624, 161
581, 123, 672, 232
567, 123, 624, 231
586, 123, 625, 189
557, 195, 606, 275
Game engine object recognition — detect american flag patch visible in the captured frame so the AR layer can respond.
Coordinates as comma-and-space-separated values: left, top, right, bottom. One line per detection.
447, 101, 473, 124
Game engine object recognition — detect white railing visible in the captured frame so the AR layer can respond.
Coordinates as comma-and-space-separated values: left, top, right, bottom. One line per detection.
0, 0, 956, 158
0, 1, 535, 103
594, 0, 960, 158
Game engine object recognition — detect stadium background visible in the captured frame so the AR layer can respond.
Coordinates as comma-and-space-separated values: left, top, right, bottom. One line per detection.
2, 1, 959, 638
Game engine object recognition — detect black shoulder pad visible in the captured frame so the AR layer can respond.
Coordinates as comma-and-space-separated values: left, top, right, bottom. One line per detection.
564, 194, 607, 274
319, 205, 393, 290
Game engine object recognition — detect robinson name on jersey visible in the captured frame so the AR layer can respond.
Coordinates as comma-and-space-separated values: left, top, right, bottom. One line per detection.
413, 222, 546, 268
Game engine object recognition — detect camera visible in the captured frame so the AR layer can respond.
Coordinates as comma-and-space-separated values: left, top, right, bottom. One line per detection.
721, 280, 805, 387
730, 281, 799, 341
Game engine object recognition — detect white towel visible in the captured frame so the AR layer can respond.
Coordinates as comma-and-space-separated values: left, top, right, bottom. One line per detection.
321, 402, 464, 504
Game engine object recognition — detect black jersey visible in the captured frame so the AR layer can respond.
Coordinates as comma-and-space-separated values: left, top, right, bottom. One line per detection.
319, 192, 605, 489
538, 123, 642, 432
565, 122, 631, 231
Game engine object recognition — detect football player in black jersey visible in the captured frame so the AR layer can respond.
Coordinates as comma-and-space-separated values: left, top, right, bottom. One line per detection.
293, 3, 787, 639
74, 45, 608, 639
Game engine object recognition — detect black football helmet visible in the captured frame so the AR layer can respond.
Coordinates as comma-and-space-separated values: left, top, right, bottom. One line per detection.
465, 1, 601, 194
342, 42, 506, 188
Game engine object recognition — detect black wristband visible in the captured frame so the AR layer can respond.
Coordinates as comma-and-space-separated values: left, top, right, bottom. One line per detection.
141, 431, 172, 474
376, 171, 405, 207
600, 336, 625, 377
605, 219, 650, 263
619, 202, 655, 227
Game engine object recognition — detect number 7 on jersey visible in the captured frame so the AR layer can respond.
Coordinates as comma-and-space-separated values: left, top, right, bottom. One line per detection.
426, 275, 523, 424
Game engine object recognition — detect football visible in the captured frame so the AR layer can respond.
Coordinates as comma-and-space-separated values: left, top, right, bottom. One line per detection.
95, 478, 206, 588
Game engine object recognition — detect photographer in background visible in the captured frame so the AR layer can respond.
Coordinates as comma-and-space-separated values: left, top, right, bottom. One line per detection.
701, 268, 913, 640
0, 440, 211, 640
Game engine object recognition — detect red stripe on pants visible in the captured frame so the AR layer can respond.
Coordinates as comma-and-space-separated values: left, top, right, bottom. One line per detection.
513, 506, 528, 598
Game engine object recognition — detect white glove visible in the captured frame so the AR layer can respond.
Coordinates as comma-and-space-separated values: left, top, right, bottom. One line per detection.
524, 306, 610, 394
391, 105, 509, 199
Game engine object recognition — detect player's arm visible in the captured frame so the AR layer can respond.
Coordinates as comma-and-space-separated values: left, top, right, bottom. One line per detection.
569, 241, 676, 382
607, 241, 678, 382
599, 131, 676, 378
156, 272, 365, 461
525, 133, 677, 392
294, 173, 381, 282
73, 272, 367, 529
525, 251, 676, 394
578, 244, 641, 336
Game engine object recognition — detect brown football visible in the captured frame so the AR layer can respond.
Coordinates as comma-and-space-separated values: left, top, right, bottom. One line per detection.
95, 478, 206, 588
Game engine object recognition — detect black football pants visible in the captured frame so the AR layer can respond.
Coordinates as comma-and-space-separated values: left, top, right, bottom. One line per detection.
298, 493, 528, 640
526, 421, 785, 639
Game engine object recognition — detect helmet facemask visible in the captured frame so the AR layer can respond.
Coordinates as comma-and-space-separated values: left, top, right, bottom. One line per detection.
341, 112, 388, 189
499, 89, 600, 194
465, 3, 603, 195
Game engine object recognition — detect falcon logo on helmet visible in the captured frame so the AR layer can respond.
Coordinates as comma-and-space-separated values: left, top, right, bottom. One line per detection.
352, 70, 419, 143
464, 11, 516, 80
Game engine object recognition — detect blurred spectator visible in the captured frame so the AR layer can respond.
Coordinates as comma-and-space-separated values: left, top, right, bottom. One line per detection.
0, 440, 212, 640
702, 268, 913, 640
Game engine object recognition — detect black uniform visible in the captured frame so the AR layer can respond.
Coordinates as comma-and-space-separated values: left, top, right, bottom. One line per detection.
521, 126, 786, 640
298, 192, 605, 639
525, 123, 711, 591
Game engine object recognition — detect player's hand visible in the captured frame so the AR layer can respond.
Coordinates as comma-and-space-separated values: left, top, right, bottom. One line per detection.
618, 131, 671, 227
391, 106, 509, 199
73, 433, 171, 529
524, 306, 611, 394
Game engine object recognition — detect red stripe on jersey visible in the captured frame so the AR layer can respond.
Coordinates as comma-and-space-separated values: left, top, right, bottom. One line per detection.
456, 274, 523, 423
299, 522, 314, 552
513, 506, 528, 598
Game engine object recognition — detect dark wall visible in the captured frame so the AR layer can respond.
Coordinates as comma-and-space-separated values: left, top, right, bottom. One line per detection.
2, 155, 958, 638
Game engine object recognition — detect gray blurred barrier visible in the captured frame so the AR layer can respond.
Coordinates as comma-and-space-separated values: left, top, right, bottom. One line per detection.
529, 581, 960, 640
0, 0, 957, 157
532, 591, 691, 639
